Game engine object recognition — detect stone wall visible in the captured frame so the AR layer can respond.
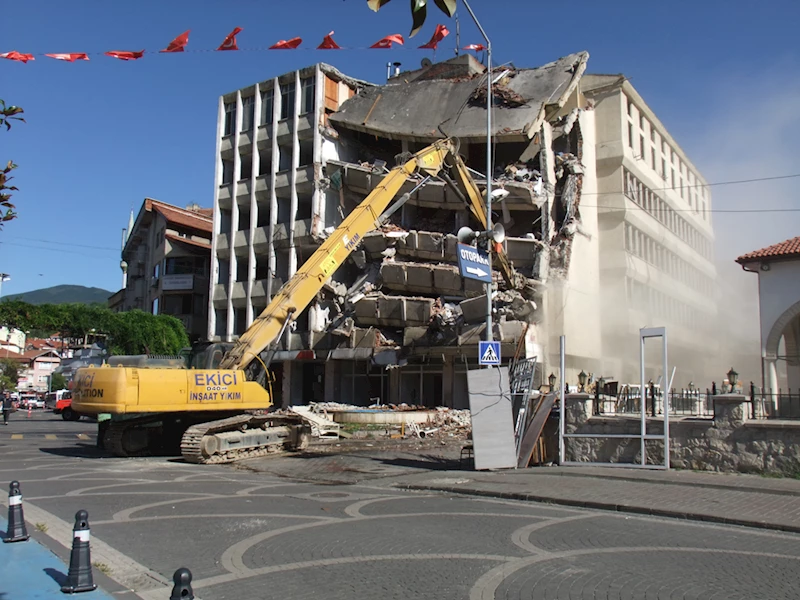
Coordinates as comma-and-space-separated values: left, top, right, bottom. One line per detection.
563, 393, 800, 475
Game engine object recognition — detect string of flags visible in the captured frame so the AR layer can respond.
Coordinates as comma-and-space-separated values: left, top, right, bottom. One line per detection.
0, 24, 485, 64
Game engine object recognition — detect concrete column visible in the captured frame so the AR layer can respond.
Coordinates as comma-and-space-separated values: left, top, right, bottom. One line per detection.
388, 368, 401, 405
208, 96, 225, 340
227, 91, 244, 341
442, 356, 455, 408
246, 84, 262, 329
281, 361, 292, 409
288, 71, 301, 279
324, 360, 336, 403
768, 358, 779, 394
267, 77, 280, 300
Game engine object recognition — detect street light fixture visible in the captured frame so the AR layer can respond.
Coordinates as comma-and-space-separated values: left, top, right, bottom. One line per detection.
548, 372, 557, 390
0, 273, 10, 298
727, 367, 738, 390
461, 0, 494, 345
578, 370, 587, 393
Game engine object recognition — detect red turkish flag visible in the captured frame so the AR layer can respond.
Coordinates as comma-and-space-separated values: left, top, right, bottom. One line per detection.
419, 24, 449, 50
161, 30, 190, 53
0, 51, 34, 63
217, 27, 242, 51
45, 53, 90, 62
370, 34, 404, 49
317, 31, 340, 50
463, 44, 485, 52
104, 50, 145, 61
269, 37, 302, 50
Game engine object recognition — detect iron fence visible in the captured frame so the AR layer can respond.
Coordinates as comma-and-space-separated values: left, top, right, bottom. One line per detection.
593, 386, 714, 418
750, 385, 800, 420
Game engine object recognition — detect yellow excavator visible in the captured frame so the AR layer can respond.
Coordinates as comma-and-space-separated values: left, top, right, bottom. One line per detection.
72, 138, 514, 464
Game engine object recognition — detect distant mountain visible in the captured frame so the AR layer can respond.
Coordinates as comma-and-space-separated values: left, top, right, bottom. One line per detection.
2, 285, 113, 305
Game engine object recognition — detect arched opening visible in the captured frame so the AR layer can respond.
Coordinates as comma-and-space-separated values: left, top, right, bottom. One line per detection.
764, 299, 800, 396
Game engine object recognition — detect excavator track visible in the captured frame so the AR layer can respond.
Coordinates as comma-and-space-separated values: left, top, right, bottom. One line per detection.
180, 413, 310, 464
104, 419, 158, 457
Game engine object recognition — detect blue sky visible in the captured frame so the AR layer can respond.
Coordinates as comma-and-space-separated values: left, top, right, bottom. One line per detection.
3, 0, 800, 297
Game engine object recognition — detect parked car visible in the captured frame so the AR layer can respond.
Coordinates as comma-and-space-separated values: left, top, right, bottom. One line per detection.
54, 392, 81, 421
19, 395, 44, 410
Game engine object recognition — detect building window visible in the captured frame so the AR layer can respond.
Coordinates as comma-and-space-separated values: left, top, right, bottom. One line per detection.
627, 123, 634, 148
239, 157, 252, 180
166, 257, 205, 275
241, 96, 254, 132
280, 83, 295, 120
639, 135, 645, 160
261, 89, 274, 125
163, 294, 193, 315
222, 160, 234, 185
152, 297, 159, 315
153, 263, 160, 279
236, 260, 249, 282
301, 77, 315, 114
223, 102, 236, 136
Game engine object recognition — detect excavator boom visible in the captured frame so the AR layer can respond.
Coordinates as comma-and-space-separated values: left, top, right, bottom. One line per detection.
218, 139, 459, 371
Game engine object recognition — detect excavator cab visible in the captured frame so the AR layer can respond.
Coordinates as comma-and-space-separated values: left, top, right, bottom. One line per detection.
185, 341, 236, 370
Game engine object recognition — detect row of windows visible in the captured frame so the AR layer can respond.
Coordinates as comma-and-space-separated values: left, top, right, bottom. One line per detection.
624, 95, 709, 219
223, 77, 316, 136
218, 195, 313, 233
624, 222, 714, 296
626, 277, 706, 332
623, 168, 712, 260
220, 141, 314, 185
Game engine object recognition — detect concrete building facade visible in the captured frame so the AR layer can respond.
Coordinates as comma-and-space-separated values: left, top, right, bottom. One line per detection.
582, 75, 717, 384
208, 53, 717, 407
116, 198, 212, 342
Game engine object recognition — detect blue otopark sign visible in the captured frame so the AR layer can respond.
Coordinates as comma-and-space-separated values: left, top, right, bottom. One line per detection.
456, 243, 492, 283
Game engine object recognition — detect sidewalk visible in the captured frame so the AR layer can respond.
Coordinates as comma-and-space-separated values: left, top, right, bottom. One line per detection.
0, 516, 116, 600
392, 465, 800, 533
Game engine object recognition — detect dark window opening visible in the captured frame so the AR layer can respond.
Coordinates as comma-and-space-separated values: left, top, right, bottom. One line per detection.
241, 96, 254, 131
297, 197, 312, 221
239, 158, 252, 180
301, 77, 315, 114
223, 102, 235, 136
222, 160, 234, 184
261, 89, 274, 125
236, 259, 250, 282
280, 83, 295, 120
299, 140, 314, 167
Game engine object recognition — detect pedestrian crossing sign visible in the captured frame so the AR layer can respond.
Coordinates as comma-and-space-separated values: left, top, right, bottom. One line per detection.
478, 341, 501, 365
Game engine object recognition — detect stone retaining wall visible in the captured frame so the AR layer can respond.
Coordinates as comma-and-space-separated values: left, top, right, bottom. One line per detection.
564, 393, 800, 475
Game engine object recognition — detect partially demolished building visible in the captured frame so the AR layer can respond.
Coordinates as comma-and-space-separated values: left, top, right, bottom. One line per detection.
208, 52, 717, 408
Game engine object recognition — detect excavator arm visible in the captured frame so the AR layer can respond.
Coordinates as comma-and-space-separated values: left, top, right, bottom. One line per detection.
219, 139, 458, 372
219, 137, 518, 373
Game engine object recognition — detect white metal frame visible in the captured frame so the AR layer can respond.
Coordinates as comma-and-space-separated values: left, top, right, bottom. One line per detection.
559, 328, 670, 470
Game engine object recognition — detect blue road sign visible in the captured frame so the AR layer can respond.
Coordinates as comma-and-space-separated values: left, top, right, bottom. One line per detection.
457, 243, 492, 283
479, 341, 501, 366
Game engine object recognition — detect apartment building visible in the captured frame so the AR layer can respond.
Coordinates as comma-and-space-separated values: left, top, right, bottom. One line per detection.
116, 198, 212, 342
581, 75, 717, 381
209, 52, 717, 407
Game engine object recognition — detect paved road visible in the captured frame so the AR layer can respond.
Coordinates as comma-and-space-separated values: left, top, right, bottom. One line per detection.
1, 412, 799, 599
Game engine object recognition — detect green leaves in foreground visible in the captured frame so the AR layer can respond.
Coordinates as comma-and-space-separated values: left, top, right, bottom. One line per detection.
367, 0, 456, 38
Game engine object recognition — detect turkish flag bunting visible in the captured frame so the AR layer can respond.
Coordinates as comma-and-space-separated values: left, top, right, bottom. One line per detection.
0, 51, 34, 63
217, 27, 242, 51
419, 24, 449, 49
45, 53, 90, 62
370, 34, 404, 49
161, 30, 190, 53
269, 37, 302, 50
317, 31, 341, 50
463, 44, 486, 52
104, 50, 145, 61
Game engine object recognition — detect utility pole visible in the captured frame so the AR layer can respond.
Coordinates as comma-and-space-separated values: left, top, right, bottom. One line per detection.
461, 0, 493, 344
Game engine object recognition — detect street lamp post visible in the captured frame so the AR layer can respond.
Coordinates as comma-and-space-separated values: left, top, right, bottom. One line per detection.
0, 273, 9, 298
578, 370, 588, 393
461, 0, 493, 344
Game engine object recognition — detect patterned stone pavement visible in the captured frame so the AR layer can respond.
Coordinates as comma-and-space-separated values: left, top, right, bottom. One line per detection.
1, 413, 799, 599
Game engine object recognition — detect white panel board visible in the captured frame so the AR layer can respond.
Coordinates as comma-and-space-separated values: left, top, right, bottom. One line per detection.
467, 366, 517, 470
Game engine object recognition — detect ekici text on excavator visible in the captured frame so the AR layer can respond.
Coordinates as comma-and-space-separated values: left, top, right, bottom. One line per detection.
71, 138, 517, 464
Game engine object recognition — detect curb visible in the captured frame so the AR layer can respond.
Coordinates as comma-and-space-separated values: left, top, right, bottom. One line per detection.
398, 483, 800, 535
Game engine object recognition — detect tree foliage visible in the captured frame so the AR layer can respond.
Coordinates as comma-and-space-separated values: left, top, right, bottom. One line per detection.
0, 99, 24, 227
0, 358, 21, 392
49, 371, 68, 391
0, 300, 190, 356
367, 0, 456, 37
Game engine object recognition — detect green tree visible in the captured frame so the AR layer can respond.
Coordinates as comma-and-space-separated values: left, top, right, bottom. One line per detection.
367, 0, 456, 37
0, 301, 190, 356
0, 358, 21, 392
49, 371, 68, 391
0, 99, 24, 227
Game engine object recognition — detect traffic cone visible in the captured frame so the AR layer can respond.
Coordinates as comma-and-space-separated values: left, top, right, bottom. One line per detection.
170, 568, 194, 600
27, 406, 31, 418
4, 480, 30, 543
60, 509, 96, 593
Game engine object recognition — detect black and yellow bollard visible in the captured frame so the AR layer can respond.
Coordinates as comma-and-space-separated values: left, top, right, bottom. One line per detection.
4, 480, 30, 543
170, 568, 194, 600
61, 510, 97, 593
